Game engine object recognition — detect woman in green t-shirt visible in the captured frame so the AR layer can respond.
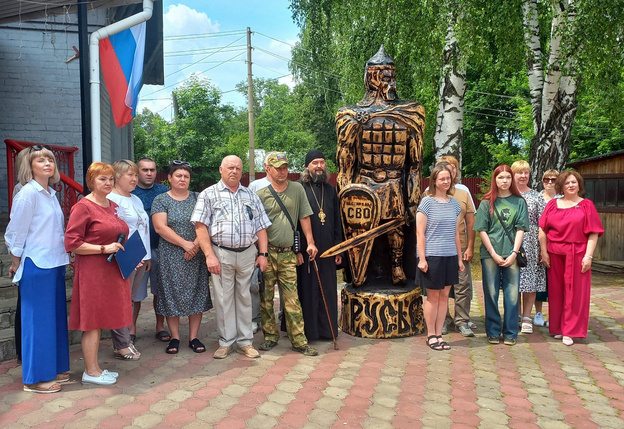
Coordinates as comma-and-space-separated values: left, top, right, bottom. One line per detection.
474, 165, 529, 346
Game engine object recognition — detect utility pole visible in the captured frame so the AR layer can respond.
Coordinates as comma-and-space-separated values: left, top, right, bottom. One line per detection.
247, 27, 255, 182
172, 91, 179, 119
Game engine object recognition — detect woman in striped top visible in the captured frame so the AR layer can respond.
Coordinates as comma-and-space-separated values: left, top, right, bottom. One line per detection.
416, 164, 464, 351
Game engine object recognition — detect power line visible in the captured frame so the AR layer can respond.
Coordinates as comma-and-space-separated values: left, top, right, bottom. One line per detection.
142, 35, 247, 98
155, 103, 172, 115
165, 46, 246, 57
165, 30, 246, 41
194, 51, 246, 79
464, 110, 517, 120
252, 63, 291, 79
166, 59, 246, 66
254, 46, 344, 81
142, 52, 244, 98
465, 104, 520, 115
164, 34, 246, 79
253, 31, 297, 48
466, 89, 530, 101
254, 30, 324, 57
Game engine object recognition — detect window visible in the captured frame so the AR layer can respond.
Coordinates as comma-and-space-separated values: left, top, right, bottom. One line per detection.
583, 175, 624, 213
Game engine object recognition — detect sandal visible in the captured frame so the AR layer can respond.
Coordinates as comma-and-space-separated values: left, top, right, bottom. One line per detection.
426, 335, 443, 351
114, 344, 141, 360
437, 336, 451, 350
166, 338, 180, 354
562, 336, 574, 346
23, 381, 62, 393
55, 373, 70, 383
155, 330, 171, 342
189, 338, 206, 353
521, 317, 533, 334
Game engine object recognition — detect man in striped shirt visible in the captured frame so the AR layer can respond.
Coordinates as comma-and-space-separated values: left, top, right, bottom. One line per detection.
193, 155, 271, 360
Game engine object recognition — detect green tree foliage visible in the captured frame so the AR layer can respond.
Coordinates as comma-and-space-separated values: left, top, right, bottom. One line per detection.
135, 1, 624, 184
236, 78, 321, 171
133, 108, 170, 161
290, 0, 445, 168
134, 75, 239, 188
570, 75, 624, 160
134, 76, 324, 188
289, 0, 624, 177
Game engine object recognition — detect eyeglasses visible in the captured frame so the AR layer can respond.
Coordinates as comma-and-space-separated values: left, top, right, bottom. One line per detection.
28, 144, 52, 152
543, 178, 556, 183
172, 160, 191, 167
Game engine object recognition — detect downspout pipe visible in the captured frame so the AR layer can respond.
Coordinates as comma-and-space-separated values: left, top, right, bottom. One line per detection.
89, 0, 153, 162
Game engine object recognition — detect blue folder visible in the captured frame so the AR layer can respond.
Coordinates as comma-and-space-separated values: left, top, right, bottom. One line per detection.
115, 230, 147, 279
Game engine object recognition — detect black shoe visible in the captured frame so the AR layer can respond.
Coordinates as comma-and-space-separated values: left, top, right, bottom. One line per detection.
259, 340, 278, 351
487, 336, 500, 344
292, 345, 318, 356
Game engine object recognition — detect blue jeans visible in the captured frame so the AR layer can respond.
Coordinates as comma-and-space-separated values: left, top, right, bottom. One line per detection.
481, 258, 520, 339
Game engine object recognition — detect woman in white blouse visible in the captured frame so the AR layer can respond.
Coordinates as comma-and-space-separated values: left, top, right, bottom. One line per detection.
5, 145, 70, 393
107, 160, 151, 359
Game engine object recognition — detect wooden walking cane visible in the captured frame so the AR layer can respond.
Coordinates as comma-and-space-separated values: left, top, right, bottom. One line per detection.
312, 260, 339, 350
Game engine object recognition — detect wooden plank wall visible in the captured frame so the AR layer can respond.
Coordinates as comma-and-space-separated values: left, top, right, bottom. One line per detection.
577, 156, 624, 174
576, 154, 623, 261
596, 213, 624, 261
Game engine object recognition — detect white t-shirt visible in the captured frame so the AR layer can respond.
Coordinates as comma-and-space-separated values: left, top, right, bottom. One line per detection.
107, 192, 151, 260
248, 177, 271, 193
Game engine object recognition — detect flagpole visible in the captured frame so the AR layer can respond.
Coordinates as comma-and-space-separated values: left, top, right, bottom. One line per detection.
89, 0, 154, 162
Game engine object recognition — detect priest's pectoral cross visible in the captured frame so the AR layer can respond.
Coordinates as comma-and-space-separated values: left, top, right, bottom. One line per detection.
318, 209, 326, 225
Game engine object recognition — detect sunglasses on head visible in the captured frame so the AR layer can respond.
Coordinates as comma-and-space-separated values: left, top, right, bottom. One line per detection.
172, 160, 191, 167
29, 144, 52, 152
543, 178, 556, 183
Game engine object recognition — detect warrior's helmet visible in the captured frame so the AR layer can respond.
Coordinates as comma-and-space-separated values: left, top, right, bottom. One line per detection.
359, 45, 398, 106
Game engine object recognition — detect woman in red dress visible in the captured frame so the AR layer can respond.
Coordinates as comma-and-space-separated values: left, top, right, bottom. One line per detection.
65, 162, 132, 385
539, 171, 603, 346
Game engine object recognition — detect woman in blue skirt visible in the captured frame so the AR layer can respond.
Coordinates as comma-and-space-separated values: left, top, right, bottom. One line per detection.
5, 145, 70, 393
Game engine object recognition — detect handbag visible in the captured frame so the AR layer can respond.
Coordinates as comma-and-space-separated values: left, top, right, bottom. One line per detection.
493, 203, 528, 267
250, 265, 265, 294
267, 185, 301, 253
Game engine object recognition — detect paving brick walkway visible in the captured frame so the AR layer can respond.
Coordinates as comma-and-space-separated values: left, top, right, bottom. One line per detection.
1, 281, 623, 428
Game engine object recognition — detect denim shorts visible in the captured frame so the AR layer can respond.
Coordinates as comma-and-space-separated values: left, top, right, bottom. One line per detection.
417, 255, 459, 290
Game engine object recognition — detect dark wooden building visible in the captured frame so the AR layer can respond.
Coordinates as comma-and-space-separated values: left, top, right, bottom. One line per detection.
567, 150, 624, 262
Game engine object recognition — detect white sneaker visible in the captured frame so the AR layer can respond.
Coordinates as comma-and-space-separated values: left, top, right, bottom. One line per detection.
82, 372, 117, 385
103, 369, 119, 378
252, 322, 259, 334
534, 312, 545, 327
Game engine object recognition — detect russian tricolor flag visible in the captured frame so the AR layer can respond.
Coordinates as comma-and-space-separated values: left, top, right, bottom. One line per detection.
100, 22, 146, 128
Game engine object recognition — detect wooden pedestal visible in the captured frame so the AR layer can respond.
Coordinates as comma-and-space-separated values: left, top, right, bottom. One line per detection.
339, 283, 424, 338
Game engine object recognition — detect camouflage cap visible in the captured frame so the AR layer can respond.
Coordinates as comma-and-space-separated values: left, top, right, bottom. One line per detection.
267, 152, 288, 168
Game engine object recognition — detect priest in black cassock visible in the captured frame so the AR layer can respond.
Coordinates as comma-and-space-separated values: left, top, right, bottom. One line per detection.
295, 150, 343, 341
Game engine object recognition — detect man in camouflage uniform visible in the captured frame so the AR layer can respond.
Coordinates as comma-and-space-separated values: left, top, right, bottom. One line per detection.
256, 152, 319, 356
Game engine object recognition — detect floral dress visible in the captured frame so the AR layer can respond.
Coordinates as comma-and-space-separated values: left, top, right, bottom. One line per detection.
519, 189, 547, 293
152, 192, 212, 317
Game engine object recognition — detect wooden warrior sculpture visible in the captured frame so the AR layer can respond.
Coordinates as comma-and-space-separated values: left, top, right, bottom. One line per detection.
335, 45, 425, 287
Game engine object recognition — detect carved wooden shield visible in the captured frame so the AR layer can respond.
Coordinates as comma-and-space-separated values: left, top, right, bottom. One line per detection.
339, 184, 381, 286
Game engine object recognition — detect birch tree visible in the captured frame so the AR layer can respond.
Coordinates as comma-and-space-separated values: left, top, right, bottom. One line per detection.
523, 0, 578, 185
433, 6, 467, 171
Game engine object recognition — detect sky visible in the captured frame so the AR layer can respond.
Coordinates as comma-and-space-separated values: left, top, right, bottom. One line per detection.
137, 0, 301, 120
